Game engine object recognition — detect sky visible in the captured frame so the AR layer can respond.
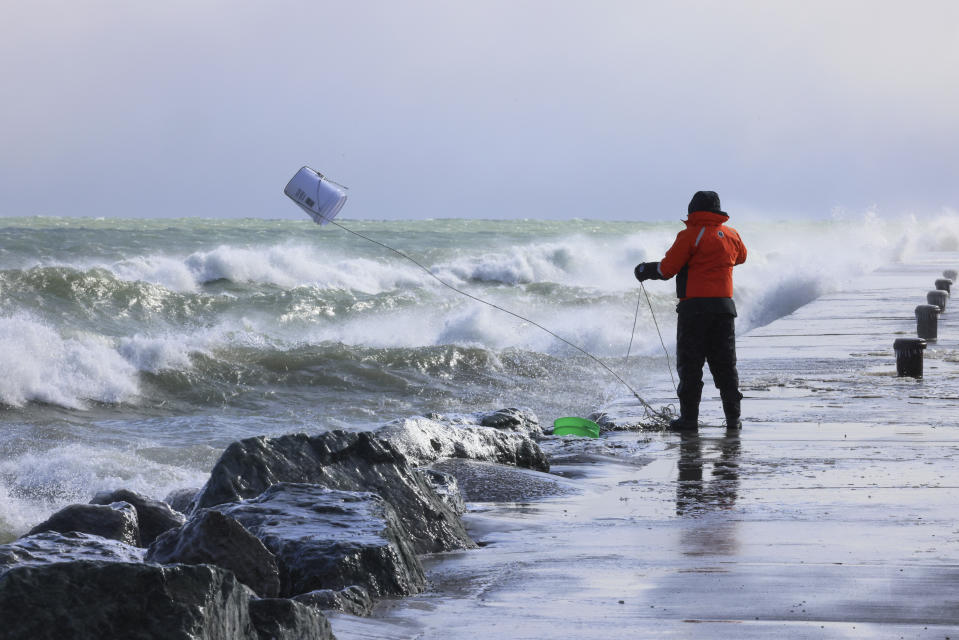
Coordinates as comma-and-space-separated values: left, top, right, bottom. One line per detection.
1, 0, 958, 221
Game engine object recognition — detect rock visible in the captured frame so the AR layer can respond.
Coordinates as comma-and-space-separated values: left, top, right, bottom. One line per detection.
249, 598, 334, 640
214, 483, 425, 598
478, 407, 544, 439
0, 531, 145, 575
165, 487, 200, 514
146, 510, 281, 598
27, 501, 140, 546
430, 459, 580, 502
293, 585, 374, 617
0, 561, 258, 639
90, 488, 186, 546
375, 416, 549, 470
422, 468, 466, 515
193, 430, 474, 554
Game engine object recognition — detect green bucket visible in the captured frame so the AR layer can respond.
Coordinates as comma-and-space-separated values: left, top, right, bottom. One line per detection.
552, 416, 601, 438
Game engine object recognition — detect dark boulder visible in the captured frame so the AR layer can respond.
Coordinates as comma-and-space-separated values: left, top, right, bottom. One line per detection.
293, 585, 374, 617
27, 501, 140, 546
0, 561, 258, 639
90, 488, 186, 546
0, 531, 144, 575
430, 459, 581, 502
165, 487, 200, 514
422, 468, 466, 515
375, 416, 549, 471
249, 598, 334, 640
214, 483, 425, 598
146, 509, 281, 598
478, 407, 544, 439
193, 430, 474, 554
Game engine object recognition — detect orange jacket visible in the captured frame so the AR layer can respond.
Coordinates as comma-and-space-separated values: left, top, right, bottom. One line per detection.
658, 211, 746, 299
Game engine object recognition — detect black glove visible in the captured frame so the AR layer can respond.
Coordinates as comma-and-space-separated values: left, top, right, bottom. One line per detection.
634, 262, 663, 282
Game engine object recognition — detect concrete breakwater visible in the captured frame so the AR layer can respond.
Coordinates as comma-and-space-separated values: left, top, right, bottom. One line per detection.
329, 257, 959, 639
0, 408, 561, 639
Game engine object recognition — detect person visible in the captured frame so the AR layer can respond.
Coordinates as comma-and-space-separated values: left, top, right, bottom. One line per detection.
634, 190, 747, 431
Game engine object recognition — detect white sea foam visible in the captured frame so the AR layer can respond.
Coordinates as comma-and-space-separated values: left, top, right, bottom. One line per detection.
0, 443, 208, 538
311, 212, 936, 357
5, 212, 957, 410
117, 333, 200, 374
109, 244, 432, 295
111, 254, 200, 293
0, 315, 140, 408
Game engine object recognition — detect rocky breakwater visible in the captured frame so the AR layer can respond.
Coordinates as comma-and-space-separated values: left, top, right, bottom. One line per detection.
191, 429, 476, 554
374, 407, 548, 470
211, 483, 425, 598
0, 407, 550, 639
0, 491, 334, 640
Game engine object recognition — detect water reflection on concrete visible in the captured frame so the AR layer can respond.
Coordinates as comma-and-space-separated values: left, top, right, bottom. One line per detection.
676, 431, 741, 517
676, 431, 742, 559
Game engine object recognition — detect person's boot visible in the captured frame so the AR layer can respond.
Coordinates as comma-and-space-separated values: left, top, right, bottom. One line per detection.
669, 398, 699, 431
722, 391, 743, 430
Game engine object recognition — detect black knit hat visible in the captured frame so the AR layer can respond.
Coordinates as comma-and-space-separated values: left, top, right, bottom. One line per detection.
688, 191, 726, 216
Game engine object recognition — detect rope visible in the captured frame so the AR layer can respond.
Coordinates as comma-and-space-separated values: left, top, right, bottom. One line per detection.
640, 282, 678, 395
325, 219, 674, 426
624, 290, 642, 365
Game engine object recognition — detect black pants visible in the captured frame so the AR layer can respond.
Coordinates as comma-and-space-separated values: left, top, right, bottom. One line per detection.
676, 311, 742, 417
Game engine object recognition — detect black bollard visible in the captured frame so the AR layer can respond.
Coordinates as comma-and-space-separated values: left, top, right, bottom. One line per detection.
894, 338, 926, 378
915, 304, 940, 341
945, 269, 958, 281
935, 278, 953, 294
927, 290, 948, 312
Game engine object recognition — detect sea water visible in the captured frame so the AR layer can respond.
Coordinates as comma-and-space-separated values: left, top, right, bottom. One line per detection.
0, 213, 956, 540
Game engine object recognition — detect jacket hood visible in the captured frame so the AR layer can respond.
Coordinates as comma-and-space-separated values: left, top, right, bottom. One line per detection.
685, 210, 730, 226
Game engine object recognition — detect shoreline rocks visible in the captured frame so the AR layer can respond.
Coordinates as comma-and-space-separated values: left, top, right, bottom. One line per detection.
27, 501, 140, 547
146, 509, 281, 598
1, 531, 145, 574
374, 415, 548, 471
0, 561, 260, 640
192, 430, 475, 554
1, 406, 550, 639
165, 487, 201, 515
429, 459, 580, 503
249, 597, 333, 640
293, 585, 374, 617
214, 483, 426, 598
90, 488, 186, 546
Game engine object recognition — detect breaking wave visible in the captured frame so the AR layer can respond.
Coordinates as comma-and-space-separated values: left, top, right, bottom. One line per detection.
0, 314, 139, 409
1, 211, 956, 411
2, 212, 957, 539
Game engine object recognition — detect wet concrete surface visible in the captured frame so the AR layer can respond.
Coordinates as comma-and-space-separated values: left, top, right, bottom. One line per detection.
330, 256, 959, 639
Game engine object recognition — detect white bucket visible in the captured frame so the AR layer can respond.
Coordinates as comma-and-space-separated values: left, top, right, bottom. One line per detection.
284, 166, 348, 225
